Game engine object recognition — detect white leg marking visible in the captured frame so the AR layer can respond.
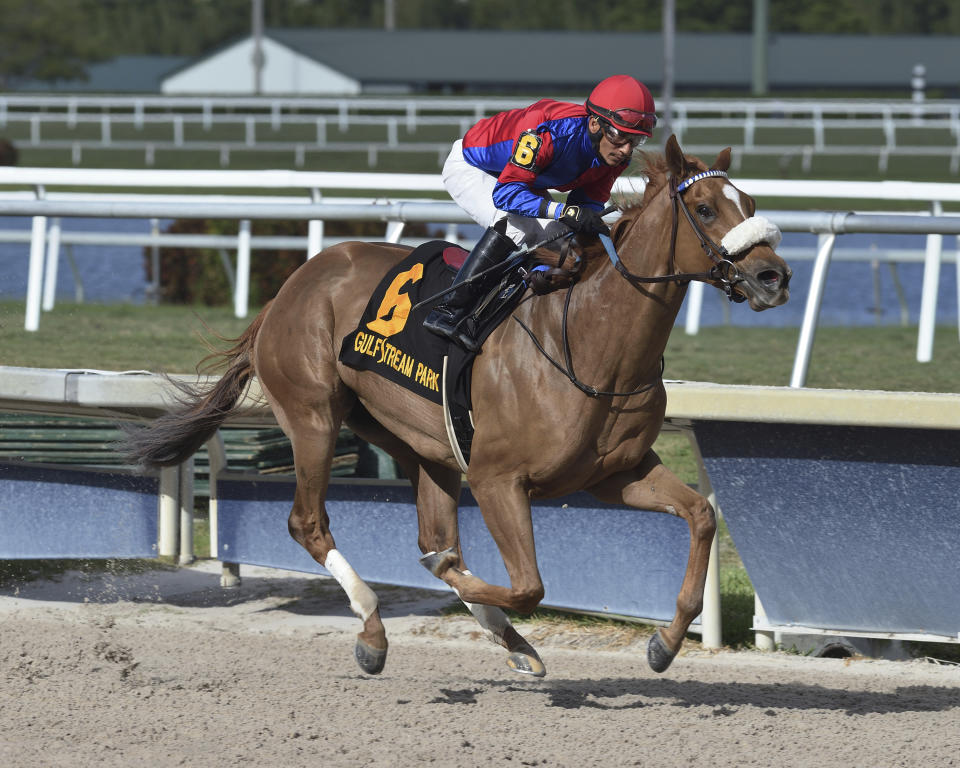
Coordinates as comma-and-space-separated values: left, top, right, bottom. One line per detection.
324, 549, 378, 621
459, 569, 512, 643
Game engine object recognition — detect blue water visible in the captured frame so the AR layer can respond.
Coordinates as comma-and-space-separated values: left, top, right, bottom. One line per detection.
0, 217, 957, 326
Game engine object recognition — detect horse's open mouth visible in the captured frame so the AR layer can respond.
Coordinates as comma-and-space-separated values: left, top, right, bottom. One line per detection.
735, 265, 792, 310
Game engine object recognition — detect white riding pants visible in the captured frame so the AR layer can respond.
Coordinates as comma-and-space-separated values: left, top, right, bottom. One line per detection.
442, 140, 568, 249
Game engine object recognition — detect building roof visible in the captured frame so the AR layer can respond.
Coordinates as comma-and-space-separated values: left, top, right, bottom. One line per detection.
263, 28, 960, 91
9, 30, 960, 95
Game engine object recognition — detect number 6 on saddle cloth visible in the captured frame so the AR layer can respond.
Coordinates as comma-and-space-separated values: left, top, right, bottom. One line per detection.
338, 238, 567, 469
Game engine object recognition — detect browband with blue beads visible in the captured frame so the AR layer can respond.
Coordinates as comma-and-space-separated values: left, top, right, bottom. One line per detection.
676, 169, 729, 193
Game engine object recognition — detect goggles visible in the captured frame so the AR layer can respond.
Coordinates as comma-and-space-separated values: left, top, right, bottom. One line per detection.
608, 107, 658, 133
600, 119, 648, 149
587, 101, 658, 135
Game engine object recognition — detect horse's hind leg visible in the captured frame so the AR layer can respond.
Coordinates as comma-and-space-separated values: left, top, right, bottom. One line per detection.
261, 377, 388, 675
345, 407, 545, 677
589, 450, 717, 674
413, 462, 546, 677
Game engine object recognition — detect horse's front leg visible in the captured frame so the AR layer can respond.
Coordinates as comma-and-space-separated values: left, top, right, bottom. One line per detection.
414, 465, 546, 677
588, 450, 717, 673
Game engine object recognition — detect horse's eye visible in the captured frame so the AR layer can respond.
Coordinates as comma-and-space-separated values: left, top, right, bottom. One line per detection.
696, 204, 714, 220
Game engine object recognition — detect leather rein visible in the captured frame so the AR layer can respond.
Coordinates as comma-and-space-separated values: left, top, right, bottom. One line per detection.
607, 169, 745, 301
513, 168, 741, 398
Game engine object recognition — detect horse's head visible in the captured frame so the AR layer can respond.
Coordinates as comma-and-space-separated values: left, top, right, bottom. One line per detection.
633, 135, 791, 310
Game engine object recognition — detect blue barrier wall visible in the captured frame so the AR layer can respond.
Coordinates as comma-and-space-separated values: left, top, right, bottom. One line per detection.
695, 421, 960, 639
0, 461, 159, 558
217, 475, 696, 624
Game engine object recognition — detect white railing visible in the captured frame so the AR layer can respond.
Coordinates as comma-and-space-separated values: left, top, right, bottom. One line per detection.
1, 168, 959, 382
2, 95, 960, 171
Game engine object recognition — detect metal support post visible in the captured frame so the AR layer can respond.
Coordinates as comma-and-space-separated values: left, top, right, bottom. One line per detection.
385, 219, 405, 243
790, 233, 836, 387
235, 219, 251, 318
205, 432, 227, 560
24, 186, 47, 331
687, 430, 722, 649
917, 201, 943, 362
307, 188, 323, 259
42, 217, 62, 311
158, 464, 180, 558
178, 456, 195, 565
956, 235, 960, 344
754, 594, 776, 651
684, 280, 704, 335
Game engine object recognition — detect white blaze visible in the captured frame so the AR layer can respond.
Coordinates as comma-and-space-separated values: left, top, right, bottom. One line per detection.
722, 183, 747, 217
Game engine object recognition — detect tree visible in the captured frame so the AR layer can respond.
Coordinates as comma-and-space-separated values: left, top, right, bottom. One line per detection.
0, 0, 104, 89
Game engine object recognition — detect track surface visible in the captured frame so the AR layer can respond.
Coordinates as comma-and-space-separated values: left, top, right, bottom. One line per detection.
2, 562, 958, 767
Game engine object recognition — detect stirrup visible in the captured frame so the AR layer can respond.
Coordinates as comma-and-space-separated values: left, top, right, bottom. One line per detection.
424, 305, 460, 334
424, 307, 480, 352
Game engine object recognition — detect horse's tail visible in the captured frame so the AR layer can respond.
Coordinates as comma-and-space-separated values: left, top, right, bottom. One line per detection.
121, 302, 271, 469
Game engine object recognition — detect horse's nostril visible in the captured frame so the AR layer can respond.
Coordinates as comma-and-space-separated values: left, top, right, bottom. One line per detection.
758, 270, 782, 289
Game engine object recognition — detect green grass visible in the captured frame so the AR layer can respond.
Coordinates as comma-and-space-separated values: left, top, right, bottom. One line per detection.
4, 301, 958, 392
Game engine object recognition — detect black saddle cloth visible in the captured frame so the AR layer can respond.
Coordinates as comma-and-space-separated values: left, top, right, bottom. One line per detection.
338, 239, 530, 465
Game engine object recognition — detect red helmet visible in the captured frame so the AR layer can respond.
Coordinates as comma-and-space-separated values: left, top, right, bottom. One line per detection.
586, 75, 657, 137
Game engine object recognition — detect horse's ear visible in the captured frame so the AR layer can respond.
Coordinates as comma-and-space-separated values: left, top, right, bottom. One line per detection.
711, 147, 732, 172
665, 134, 685, 178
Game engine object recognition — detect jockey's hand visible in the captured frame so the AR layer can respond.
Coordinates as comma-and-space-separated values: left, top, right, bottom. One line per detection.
560, 205, 610, 235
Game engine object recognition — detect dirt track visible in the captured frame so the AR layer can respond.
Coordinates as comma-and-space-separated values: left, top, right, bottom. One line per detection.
1, 562, 958, 768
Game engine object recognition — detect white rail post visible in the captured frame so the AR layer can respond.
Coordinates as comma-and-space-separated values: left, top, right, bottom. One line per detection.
812, 106, 824, 151
916, 200, 943, 363
754, 594, 776, 651
24, 186, 47, 332
147, 218, 160, 305
385, 219, 405, 243
790, 233, 836, 388
684, 280, 705, 335
443, 223, 461, 245
41, 217, 62, 311
178, 455, 195, 565
173, 115, 184, 146
158, 464, 180, 558
688, 431, 722, 649
307, 188, 323, 259
956, 235, 960, 344
235, 219, 251, 318
205, 432, 227, 560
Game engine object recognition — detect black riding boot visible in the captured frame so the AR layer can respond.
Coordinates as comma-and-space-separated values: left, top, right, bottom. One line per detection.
424, 226, 517, 351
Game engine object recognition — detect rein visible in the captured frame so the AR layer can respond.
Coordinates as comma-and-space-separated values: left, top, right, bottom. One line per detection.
513, 285, 664, 398
603, 169, 745, 301
513, 167, 745, 398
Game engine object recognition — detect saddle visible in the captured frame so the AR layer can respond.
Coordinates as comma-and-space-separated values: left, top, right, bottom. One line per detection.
338, 239, 575, 469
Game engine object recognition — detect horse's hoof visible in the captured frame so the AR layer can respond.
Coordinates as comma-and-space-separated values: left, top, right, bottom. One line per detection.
507, 652, 546, 677
354, 638, 388, 675
506, 642, 546, 677
646, 630, 678, 674
418, 547, 458, 577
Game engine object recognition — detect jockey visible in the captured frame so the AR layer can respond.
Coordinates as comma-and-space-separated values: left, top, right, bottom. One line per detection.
424, 74, 657, 351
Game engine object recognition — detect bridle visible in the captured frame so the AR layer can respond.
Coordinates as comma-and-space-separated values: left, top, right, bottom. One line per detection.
513, 167, 749, 398
603, 168, 746, 303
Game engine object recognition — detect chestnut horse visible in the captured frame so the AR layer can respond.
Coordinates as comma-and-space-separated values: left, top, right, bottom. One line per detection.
124, 136, 791, 678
